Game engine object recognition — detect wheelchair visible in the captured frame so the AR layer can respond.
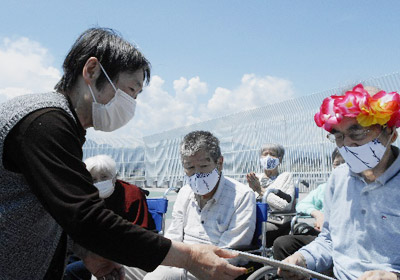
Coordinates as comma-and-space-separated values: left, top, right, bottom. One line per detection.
237, 179, 329, 280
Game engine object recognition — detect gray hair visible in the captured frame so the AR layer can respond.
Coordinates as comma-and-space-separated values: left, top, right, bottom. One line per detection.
260, 143, 285, 159
180, 131, 222, 163
84, 154, 117, 177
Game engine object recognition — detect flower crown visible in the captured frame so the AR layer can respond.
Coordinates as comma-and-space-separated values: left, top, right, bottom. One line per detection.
314, 84, 400, 132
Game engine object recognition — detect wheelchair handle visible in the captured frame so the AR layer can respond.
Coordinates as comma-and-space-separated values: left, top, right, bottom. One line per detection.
262, 188, 292, 203
273, 189, 292, 203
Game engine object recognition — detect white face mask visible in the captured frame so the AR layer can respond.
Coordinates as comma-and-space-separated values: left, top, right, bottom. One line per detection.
94, 179, 115, 199
185, 168, 220, 195
338, 131, 393, 173
88, 63, 136, 132
260, 155, 280, 170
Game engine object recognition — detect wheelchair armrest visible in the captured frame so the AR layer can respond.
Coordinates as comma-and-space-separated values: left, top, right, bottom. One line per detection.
229, 244, 260, 252
269, 211, 297, 216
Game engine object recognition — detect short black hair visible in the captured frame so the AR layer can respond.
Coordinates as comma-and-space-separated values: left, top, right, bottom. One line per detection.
55, 27, 151, 93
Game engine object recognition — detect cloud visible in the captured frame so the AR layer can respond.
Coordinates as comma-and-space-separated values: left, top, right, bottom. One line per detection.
88, 75, 209, 138
0, 37, 61, 101
0, 36, 295, 138
88, 73, 295, 138
207, 74, 295, 117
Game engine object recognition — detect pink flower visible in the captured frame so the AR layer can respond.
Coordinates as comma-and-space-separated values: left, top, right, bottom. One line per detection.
315, 84, 400, 130
314, 95, 343, 131
336, 84, 369, 117
387, 110, 400, 128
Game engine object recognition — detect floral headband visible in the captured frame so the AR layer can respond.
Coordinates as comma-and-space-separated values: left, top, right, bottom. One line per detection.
314, 84, 400, 132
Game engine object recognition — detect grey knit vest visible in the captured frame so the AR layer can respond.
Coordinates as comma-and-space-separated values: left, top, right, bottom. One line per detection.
0, 92, 76, 280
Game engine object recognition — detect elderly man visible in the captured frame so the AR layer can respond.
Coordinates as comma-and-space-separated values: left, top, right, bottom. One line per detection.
143, 130, 256, 280
0, 28, 246, 280
279, 84, 400, 280
273, 148, 344, 261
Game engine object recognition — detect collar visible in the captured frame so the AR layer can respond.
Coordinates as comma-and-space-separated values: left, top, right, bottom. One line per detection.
65, 94, 86, 145
349, 146, 400, 186
375, 146, 400, 185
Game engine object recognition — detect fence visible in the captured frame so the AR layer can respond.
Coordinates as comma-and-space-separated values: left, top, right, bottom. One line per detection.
83, 72, 400, 192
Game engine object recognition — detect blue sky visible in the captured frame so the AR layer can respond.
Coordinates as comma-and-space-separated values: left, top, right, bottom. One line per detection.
1, 1, 399, 137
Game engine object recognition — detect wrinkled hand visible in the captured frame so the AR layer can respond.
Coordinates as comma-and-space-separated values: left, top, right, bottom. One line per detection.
277, 252, 308, 280
358, 270, 398, 280
82, 251, 125, 280
246, 172, 261, 193
186, 244, 246, 280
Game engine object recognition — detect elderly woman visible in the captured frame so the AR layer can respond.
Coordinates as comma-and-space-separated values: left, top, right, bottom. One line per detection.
0, 27, 245, 280
65, 154, 155, 280
246, 143, 295, 247
84, 154, 154, 228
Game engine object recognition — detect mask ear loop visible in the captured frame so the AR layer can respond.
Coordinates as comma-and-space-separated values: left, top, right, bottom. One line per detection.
98, 62, 117, 92
88, 84, 97, 103
384, 126, 396, 148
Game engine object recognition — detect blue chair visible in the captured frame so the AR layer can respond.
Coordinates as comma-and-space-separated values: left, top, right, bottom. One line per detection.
146, 186, 178, 235
147, 198, 168, 234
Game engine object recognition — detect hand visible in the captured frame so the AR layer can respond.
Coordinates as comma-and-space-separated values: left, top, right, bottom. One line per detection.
186, 244, 247, 280
277, 252, 308, 280
358, 270, 398, 280
246, 172, 261, 193
311, 211, 324, 231
82, 251, 125, 280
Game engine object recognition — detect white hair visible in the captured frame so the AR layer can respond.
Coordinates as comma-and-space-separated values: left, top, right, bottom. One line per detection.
84, 155, 117, 177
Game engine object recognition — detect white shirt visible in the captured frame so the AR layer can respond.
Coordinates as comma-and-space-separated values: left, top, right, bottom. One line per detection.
166, 174, 256, 249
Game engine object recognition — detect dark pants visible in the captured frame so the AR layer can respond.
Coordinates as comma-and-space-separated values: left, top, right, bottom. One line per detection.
64, 256, 91, 280
273, 234, 317, 260
265, 221, 291, 248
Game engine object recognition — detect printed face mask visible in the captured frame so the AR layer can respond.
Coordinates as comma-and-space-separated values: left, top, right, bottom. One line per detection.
260, 155, 280, 170
185, 168, 220, 195
88, 63, 136, 132
338, 130, 393, 173
94, 179, 115, 198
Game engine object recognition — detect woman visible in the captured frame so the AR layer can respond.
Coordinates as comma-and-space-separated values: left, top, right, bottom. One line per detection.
0, 27, 245, 280
84, 155, 155, 229
247, 143, 295, 247
65, 155, 155, 280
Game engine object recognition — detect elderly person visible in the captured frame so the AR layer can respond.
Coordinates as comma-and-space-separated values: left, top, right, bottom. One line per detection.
273, 148, 345, 261
0, 27, 246, 280
279, 84, 400, 280
247, 143, 295, 247
65, 154, 155, 280
84, 155, 154, 228
142, 130, 256, 280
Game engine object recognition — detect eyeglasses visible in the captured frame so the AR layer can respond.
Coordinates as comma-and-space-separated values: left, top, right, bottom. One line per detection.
326, 128, 371, 143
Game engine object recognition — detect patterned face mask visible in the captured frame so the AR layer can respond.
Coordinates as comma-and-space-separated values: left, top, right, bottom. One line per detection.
260, 155, 280, 170
338, 130, 393, 173
185, 168, 220, 195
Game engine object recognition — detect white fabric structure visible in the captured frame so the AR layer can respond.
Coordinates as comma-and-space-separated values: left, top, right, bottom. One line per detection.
83, 72, 400, 191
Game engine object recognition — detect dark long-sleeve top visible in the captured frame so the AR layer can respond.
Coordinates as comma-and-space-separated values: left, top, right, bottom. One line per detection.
3, 104, 171, 277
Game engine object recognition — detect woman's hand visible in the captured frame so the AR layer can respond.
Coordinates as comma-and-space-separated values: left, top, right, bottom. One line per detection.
162, 241, 246, 280
246, 172, 261, 194
82, 251, 125, 280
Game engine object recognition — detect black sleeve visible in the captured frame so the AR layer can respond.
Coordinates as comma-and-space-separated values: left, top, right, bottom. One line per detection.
3, 108, 171, 271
